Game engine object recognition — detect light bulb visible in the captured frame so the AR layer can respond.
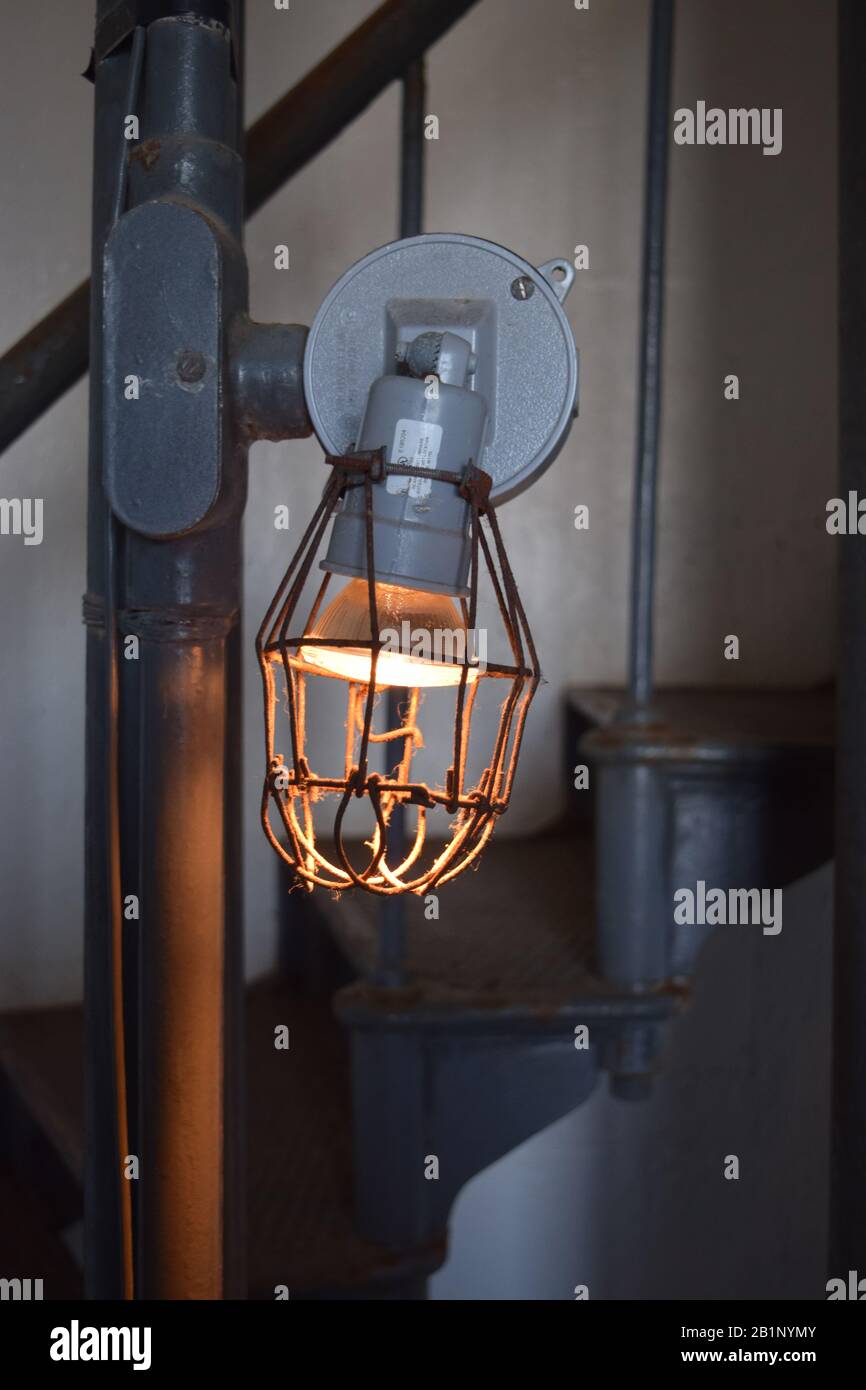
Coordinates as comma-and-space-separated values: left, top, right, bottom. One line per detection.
300, 578, 479, 688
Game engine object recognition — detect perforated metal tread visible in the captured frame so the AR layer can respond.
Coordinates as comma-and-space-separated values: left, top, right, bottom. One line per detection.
312, 822, 650, 1016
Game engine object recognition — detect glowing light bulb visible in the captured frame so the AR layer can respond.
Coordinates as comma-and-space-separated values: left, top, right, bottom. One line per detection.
300, 578, 479, 688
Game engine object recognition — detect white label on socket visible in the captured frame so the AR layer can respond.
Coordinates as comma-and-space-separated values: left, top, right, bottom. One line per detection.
388, 419, 443, 498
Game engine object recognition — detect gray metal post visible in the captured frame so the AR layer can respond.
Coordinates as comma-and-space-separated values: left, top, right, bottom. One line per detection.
120, 10, 246, 1301
95, 2, 308, 1299
88, 1, 297, 1300
832, 0, 866, 1283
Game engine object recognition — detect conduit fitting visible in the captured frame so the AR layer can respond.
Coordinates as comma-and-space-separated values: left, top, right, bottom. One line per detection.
230, 318, 311, 443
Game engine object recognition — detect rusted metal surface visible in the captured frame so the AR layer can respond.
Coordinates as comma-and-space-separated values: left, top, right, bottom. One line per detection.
0, 0, 482, 457
129, 135, 161, 171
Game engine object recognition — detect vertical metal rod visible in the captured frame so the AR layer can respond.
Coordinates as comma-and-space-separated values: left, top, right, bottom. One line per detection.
377, 58, 426, 986
399, 58, 426, 240
84, 25, 136, 1301
103, 21, 146, 1302
626, 0, 675, 711
832, 0, 866, 1282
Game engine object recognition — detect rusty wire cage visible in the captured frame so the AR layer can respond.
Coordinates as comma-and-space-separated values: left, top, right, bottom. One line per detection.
256, 450, 540, 894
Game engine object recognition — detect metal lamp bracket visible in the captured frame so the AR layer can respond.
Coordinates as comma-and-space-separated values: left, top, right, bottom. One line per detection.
304, 234, 579, 505
538, 258, 576, 303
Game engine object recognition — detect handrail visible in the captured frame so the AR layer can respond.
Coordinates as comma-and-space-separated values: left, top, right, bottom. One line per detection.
0, 0, 482, 456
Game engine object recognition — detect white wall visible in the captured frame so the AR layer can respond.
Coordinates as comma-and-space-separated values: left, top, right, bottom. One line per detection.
433, 864, 833, 1300
0, 1, 92, 1007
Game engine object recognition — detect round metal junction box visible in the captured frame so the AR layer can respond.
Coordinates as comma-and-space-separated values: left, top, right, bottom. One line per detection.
304, 233, 579, 505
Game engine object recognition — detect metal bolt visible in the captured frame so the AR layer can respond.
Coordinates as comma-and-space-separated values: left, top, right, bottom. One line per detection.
510, 275, 535, 301
176, 350, 206, 383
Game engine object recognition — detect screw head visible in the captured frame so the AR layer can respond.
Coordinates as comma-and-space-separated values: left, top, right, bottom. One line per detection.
176, 350, 206, 383
510, 275, 535, 301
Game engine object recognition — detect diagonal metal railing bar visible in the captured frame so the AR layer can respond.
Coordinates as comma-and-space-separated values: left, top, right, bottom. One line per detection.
245, 0, 477, 217
0, 281, 91, 458
0, 0, 482, 457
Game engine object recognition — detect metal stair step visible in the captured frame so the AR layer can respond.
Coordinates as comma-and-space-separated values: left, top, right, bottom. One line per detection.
0, 979, 440, 1297
312, 822, 675, 1024
568, 684, 835, 755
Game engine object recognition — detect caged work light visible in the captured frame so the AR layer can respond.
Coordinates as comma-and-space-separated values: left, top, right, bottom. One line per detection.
257, 234, 579, 895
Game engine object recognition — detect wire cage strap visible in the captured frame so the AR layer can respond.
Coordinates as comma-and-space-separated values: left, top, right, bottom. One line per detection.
258, 450, 539, 895
324, 448, 493, 512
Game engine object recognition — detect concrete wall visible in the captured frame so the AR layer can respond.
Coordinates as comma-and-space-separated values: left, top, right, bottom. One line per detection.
0, 0, 836, 1299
